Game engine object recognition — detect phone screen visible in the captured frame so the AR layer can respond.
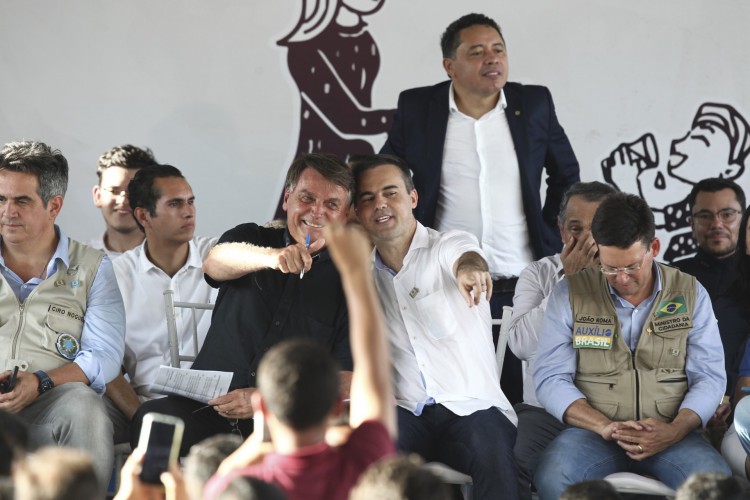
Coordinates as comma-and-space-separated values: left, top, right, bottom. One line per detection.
140, 420, 179, 484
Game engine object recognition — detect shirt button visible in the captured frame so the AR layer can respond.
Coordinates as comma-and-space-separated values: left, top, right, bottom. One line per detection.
274, 320, 280, 326
402, 306, 407, 311
251, 371, 256, 377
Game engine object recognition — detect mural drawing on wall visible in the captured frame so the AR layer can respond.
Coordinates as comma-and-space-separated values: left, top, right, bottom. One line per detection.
274, 0, 394, 216
601, 102, 750, 262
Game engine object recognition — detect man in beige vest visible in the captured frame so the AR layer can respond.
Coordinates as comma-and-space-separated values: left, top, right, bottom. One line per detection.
533, 193, 729, 499
0, 141, 125, 492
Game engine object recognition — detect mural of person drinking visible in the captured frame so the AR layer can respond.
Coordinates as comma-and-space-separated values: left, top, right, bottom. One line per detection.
274, 0, 394, 217
602, 102, 750, 262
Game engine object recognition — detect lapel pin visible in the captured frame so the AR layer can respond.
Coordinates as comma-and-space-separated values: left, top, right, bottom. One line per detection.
515, 110, 521, 116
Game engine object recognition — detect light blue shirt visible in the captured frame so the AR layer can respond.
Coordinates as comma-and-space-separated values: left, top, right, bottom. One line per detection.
0, 226, 125, 395
534, 263, 725, 427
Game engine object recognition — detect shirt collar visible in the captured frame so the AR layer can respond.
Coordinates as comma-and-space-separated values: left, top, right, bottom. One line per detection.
137, 238, 204, 273
373, 222, 429, 275
607, 261, 663, 303
0, 225, 69, 273
448, 82, 507, 114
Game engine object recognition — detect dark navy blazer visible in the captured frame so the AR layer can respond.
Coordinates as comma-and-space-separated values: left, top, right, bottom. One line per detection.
381, 80, 580, 260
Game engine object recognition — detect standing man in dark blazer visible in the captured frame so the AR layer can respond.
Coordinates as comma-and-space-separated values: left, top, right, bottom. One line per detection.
381, 13, 580, 404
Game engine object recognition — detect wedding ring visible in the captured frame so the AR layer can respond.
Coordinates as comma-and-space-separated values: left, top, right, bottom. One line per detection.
637, 444, 643, 453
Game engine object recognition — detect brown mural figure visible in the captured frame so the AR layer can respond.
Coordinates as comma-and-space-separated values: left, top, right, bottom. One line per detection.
274, 0, 394, 218
602, 102, 750, 262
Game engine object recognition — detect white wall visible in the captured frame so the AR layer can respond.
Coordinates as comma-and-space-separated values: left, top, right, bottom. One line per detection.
1, 0, 748, 253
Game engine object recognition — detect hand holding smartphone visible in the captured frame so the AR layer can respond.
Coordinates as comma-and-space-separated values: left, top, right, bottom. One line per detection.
0, 366, 20, 394
137, 413, 184, 485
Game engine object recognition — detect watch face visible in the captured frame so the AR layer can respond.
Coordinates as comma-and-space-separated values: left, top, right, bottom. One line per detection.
36, 372, 54, 394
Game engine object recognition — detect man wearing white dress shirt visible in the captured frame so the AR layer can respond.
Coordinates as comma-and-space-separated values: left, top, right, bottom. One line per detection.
508, 181, 614, 498
105, 165, 217, 438
353, 154, 518, 499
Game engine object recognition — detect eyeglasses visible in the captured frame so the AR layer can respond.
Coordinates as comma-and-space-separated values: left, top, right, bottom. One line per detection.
600, 250, 649, 276
690, 208, 741, 226
100, 186, 128, 197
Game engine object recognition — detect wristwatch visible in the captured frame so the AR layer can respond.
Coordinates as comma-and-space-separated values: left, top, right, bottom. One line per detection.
34, 370, 55, 394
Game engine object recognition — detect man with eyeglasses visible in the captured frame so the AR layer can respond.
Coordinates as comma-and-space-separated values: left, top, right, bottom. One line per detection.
90, 145, 158, 258
675, 178, 748, 415
533, 193, 730, 499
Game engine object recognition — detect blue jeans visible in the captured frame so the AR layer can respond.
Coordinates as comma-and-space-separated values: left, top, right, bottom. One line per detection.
534, 427, 731, 500
734, 395, 750, 455
397, 404, 519, 500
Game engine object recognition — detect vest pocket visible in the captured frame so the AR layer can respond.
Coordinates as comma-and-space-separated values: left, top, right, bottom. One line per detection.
575, 374, 621, 418
589, 400, 620, 419
44, 309, 84, 357
655, 396, 683, 420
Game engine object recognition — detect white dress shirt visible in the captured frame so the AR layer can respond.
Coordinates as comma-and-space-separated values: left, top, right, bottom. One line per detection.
373, 223, 516, 424
113, 235, 218, 400
435, 84, 534, 277
86, 233, 124, 260
508, 254, 564, 407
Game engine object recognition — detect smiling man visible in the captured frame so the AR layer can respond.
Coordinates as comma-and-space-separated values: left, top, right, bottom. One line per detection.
381, 12, 579, 404
675, 178, 747, 406
90, 145, 158, 258
104, 165, 218, 443
131, 153, 354, 454
533, 193, 730, 499
0, 141, 125, 493
353, 154, 518, 499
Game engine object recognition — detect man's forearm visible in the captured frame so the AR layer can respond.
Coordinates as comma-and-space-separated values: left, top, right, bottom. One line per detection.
203, 242, 278, 281
563, 398, 612, 436
106, 373, 141, 420
344, 266, 395, 438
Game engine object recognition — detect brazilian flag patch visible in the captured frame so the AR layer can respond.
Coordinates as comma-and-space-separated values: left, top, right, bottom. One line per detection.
656, 296, 687, 317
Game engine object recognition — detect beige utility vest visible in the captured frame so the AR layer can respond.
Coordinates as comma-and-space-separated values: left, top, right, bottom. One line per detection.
568, 263, 695, 422
0, 240, 103, 373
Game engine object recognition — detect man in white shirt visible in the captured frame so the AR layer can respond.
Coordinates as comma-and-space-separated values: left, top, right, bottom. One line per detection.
89, 144, 158, 258
508, 181, 615, 499
353, 154, 518, 499
105, 165, 217, 439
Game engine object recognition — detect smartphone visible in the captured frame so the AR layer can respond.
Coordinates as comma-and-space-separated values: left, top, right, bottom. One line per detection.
138, 413, 184, 485
0, 366, 19, 394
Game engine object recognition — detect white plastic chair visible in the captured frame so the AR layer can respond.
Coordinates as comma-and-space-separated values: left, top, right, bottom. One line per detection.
604, 472, 676, 497
492, 305, 513, 374
163, 289, 215, 367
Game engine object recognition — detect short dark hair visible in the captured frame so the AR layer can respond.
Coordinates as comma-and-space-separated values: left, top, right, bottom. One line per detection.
558, 181, 617, 225
0, 141, 68, 204
184, 434, 243, 495
676, 472, 750, 500
351, 154, 414, 203
687, 177, 746, 210
441, 13, 503, 58
14, 447, 99, 500
258, 339, 340, 431
96, 144, 157, 182
285, 153, 354, 205
592, 193, 655, 249
350, 455, 452, 500
561, 480, 622, 500
127, 164, 185, 232
217, 476, 287, 500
